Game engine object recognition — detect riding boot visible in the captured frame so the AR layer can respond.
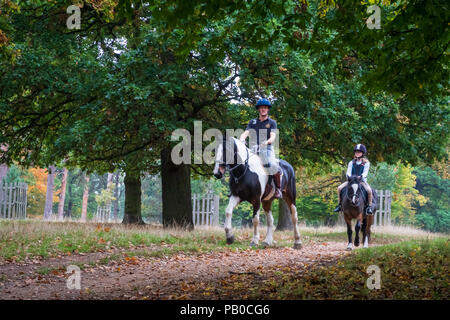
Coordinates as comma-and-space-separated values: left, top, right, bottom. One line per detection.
273, 171, 282, 199
333, 203, 342, 212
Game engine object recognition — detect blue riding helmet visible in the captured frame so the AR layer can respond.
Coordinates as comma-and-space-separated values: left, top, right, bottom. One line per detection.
255, 98, 272, 109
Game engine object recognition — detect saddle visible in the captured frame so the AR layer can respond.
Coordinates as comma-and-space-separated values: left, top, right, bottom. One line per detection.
262, 176, 274, 200
341, 186, 377, 209
261, 172, 283, 201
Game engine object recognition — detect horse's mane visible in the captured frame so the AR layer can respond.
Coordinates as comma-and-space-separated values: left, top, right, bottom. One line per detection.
236, 138, 263, 160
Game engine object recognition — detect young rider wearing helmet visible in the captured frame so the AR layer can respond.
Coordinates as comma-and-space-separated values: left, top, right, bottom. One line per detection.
239, 98, 282, 198
334, 144, 374, 214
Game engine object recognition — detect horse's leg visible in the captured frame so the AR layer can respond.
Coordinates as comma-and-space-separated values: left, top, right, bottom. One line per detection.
283, 195, 302, 249
225, 195, 240, 244
345, 215, 353, 250
262, 200, 274, 246
290, 204, 302, 249
364, 214, 373, 248
354, 215, 362, 247
361, 216, 367, 247
250, 202, 261, 247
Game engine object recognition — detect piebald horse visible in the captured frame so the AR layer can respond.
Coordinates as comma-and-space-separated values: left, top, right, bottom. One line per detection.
213, 136, 302, 249
341, 175, 377, 250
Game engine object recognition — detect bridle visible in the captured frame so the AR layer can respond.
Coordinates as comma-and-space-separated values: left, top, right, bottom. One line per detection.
346, 182, 363, 206
218, 139, 249, 183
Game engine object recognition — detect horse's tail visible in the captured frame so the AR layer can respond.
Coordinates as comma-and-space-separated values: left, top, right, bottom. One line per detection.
280, 159, 296, 201
290, 166, 297, 201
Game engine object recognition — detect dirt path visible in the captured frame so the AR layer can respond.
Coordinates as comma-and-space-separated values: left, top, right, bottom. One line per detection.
0, 241, 353, 300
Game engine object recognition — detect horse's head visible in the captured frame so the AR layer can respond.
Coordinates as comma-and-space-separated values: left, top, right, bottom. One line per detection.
213, 137, 249, 179
213, 139, 226, 179
213, 137, 237, 179
347, 175, 363, 206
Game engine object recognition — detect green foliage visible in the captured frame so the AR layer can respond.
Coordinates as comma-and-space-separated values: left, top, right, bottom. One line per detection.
94, 183, 116, 207
368, 162, 396, 190
3, 163, 33, 184
141, 174, 162, 223
297, 195, 336, 227
391, 164, 426, 224
414, 166, 450, 233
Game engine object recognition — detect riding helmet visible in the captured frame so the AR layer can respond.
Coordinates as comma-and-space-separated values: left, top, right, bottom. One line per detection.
255, 98, 272, 109
354, 144, 367, 155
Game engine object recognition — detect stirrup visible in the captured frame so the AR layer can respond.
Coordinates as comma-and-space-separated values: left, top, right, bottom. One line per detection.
274, 188, 282, 199
365, 206, 373, 215
333, 204, 342, 212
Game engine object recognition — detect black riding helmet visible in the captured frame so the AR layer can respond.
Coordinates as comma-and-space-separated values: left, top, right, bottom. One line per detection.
354, 144, 367, 155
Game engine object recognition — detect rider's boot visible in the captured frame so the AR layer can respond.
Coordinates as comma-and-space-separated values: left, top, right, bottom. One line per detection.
333, 202, 342, 212
273, 171, 282, 199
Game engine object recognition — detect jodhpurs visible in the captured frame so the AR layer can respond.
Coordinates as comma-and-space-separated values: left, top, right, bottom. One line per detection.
259, 146, 280, 175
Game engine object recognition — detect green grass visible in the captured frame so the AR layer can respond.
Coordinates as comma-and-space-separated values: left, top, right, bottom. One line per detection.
254, 237, 450, 300
0, 220, 259, 260
0, 220, 446, 261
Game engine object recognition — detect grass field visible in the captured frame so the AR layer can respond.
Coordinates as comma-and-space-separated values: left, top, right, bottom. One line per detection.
0, 220, 444, 261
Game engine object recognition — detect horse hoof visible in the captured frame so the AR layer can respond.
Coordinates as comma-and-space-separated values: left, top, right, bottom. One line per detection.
346, 247, 353, 251
354, 242, 360, 247
226, 235, 235, 245
250, 241, 258, 247
293, 243, 302, 250
262, 241, 273, 247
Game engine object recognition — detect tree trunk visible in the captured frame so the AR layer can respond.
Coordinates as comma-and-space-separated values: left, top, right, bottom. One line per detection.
161, 147, 193, 229
276, 198, 294, 231
81, 173, 90, 222
57, 168, 69, 221
122, 171, 144, 224
113, 171, 120, 222
106, 172, 114, 221
43, 165, 56, 220
0, 144, 8, 183
0, 164, 8, 183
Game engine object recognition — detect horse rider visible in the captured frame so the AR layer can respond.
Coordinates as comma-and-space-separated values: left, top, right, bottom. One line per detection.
334, 144, 374, 214
239, 98, 282, 199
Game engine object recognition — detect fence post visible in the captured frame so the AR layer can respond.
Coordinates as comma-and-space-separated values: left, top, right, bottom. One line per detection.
192, 194, 197, 226
213, 195, 219, 226
387, 191, 391, 225
13, 182, 17, 219
0, 182, 3, 218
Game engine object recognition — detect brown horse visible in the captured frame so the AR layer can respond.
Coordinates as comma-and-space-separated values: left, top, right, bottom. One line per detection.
341, 175, 377, 250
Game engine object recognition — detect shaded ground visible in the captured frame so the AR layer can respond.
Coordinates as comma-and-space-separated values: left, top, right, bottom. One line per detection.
0, 241, 351, 300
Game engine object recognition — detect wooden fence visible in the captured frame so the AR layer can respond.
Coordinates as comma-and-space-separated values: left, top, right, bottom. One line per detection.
338, 189, 392, 226
374, 190, 392, 226
192, 191, 220, 227
0, 182, 28, 219
95, 205, 113, 223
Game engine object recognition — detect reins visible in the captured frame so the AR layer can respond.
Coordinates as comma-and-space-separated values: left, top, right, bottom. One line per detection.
345, 183, 365, 206
222, 139, 250, 183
